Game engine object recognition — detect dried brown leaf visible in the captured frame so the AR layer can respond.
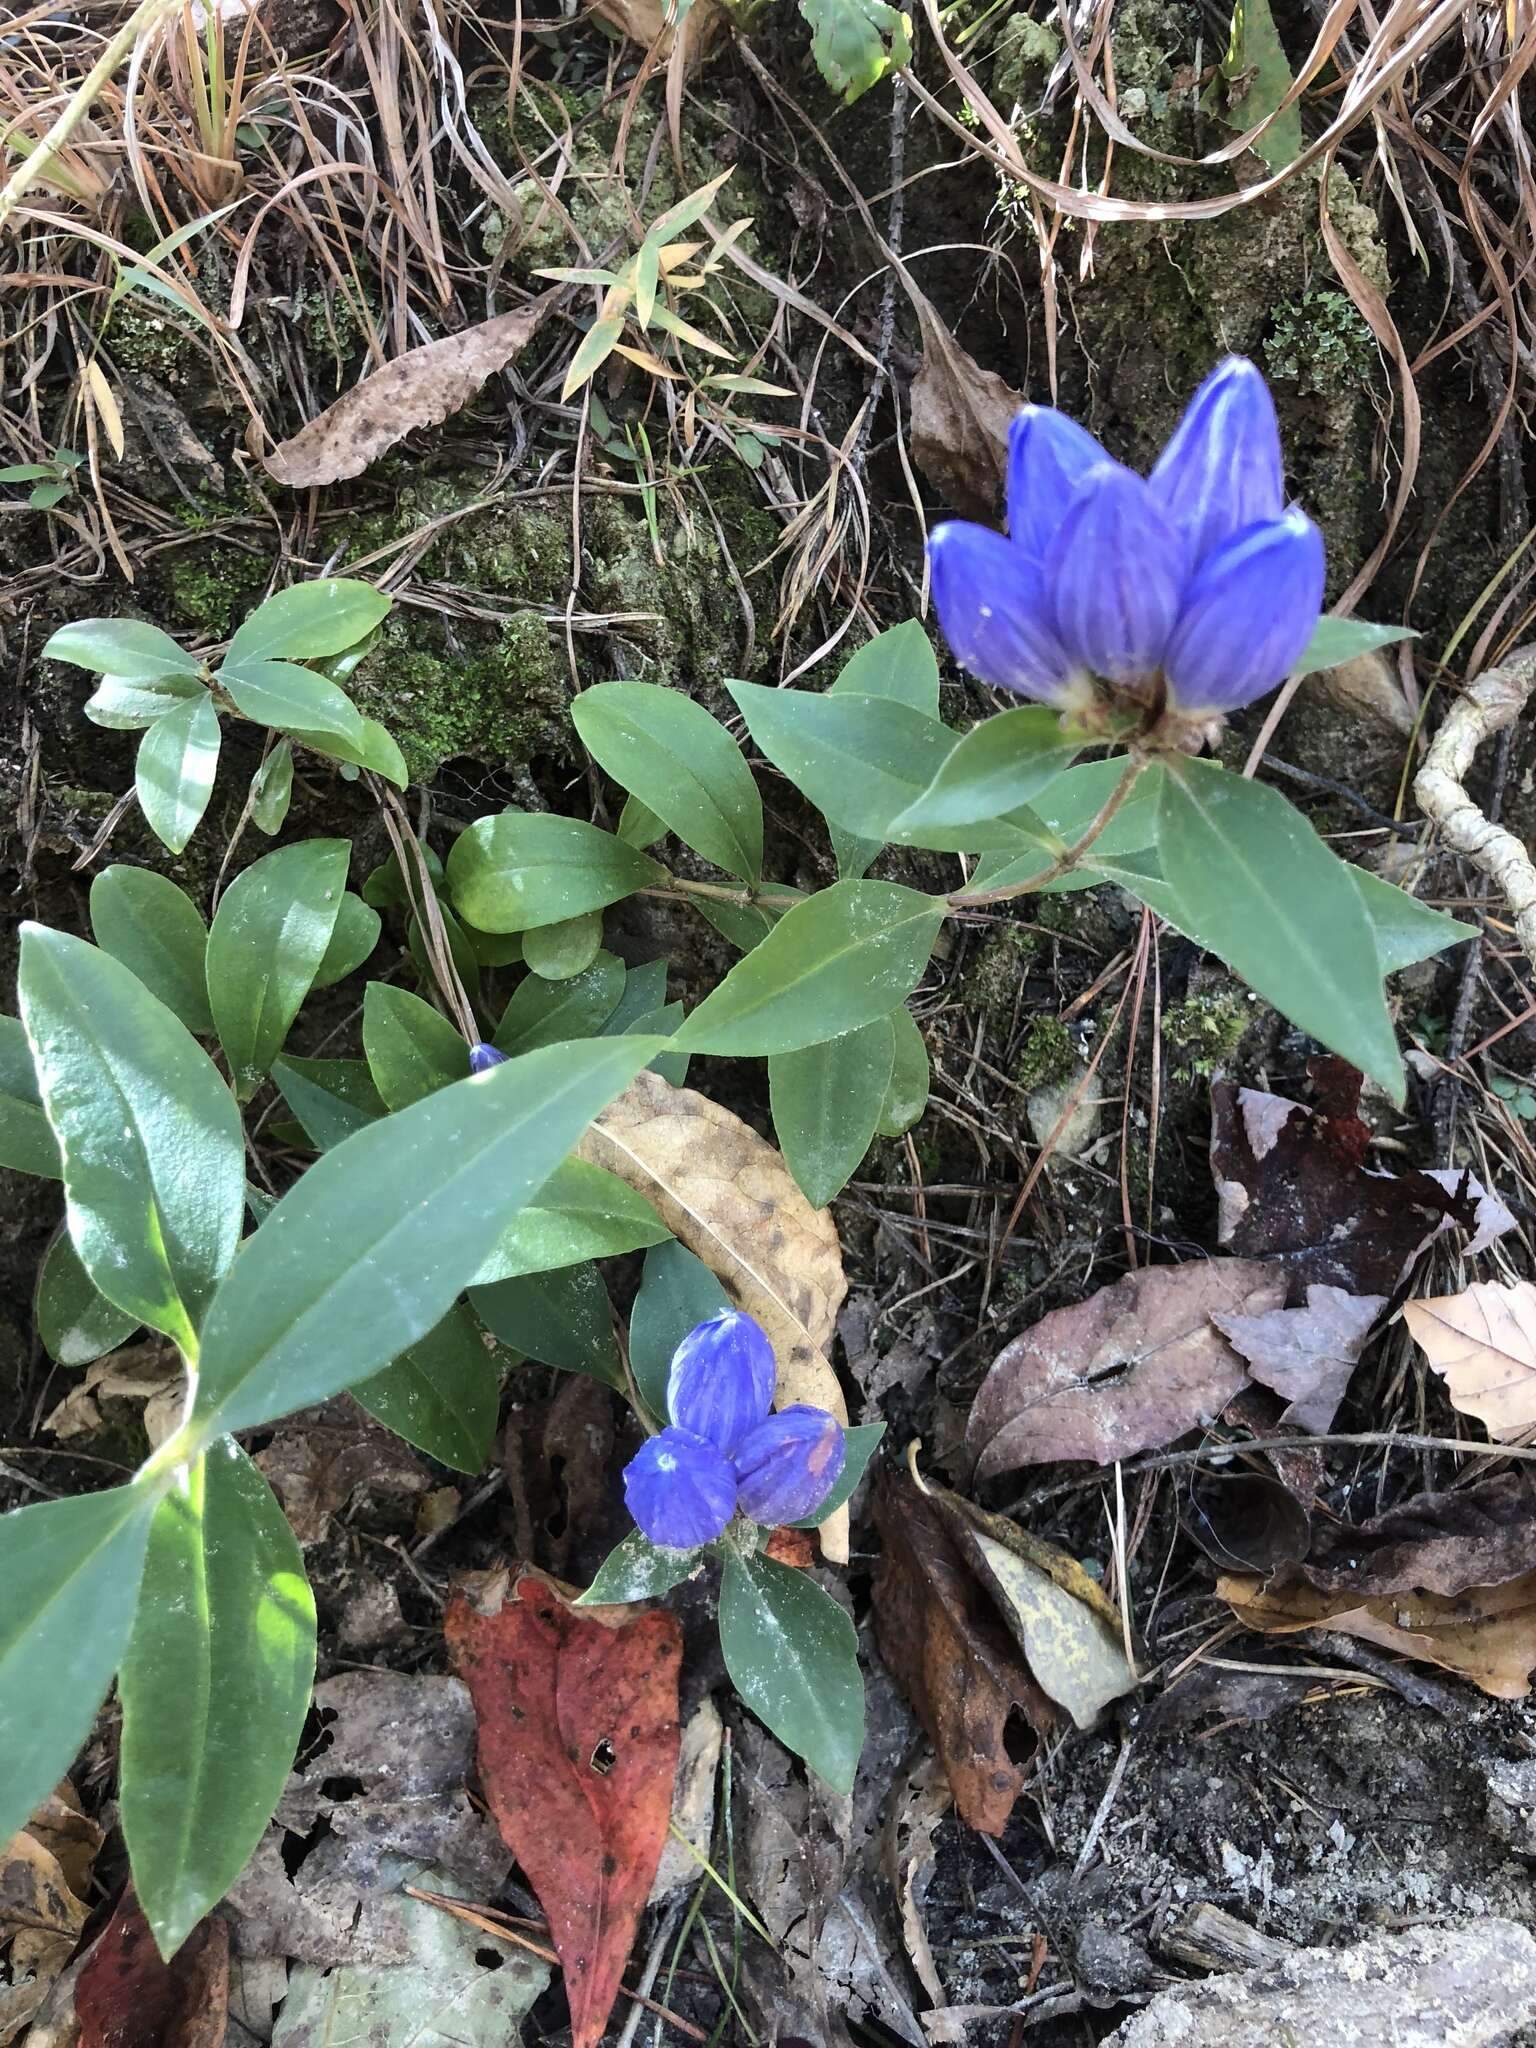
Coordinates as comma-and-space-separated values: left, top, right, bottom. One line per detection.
591, 0, 722, 66
1210, 1065, 1501, 1295
255, 1398, 431, 1544
1213, 1283, 1386, 1433
872, 1471, 1051, 1834
576, 1069, 850, 1558
1282, 1474, 1536, 1598
967, 1258, 1286, 1480
1221, 1569, 1536, 1700
1, 1790, 98, 2044
909, 293, 1021, 521
1403, 1280, 1536, 1440
43, 1344, 183, 1448
1184, 1469, 1312, 1574
261, 301, 551, 488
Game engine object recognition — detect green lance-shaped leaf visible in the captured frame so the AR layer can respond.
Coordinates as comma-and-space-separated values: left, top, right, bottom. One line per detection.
35, 1229, 141, 1366
249, 741, 294, 835
730, 681, 1046, 854
447, 812, 665, 934
118, 1441, 316, 1958
187, 1035, 661, 1443
891, 706, 1085, 837
1351, 870, 1473, 975
1298, 615, 1417, 674
769, 1017, 895, 1208
0, 1012, 62, 1178
352, 1302, 501, 1472
627, 1240, 730, 1423
43, 616, 202, 681
470, 1158, 668, 1285
206, 839, 350, 1100
271, 1056, 385, 1151
876, 1007, 930, 1138
470, 1260, 622, 1388
718, 1548, 864, 1794
362, 983, 470, 1110
573, 681, 765, 882
310, 893, 380, 990
522, 911, 604, 981
826, 623, 941, 878
224, 579, 391, 668
577, 1528, 704, 1606
135, 693, 221, 854
90, 865, 213, 1036
0, 1486, 157, 1853
18, 927, 244, 1348
676, 881, 946, 1057
285, 715, 408, 789
84, 672, 206, 731
494, 952, 627, 1054
1156, 759, 1404, 1101
217, 659, 367, 750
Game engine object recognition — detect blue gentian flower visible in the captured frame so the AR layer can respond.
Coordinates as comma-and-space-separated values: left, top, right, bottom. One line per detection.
468, 1042, 507, 1073
622, 1309, 847, 1550
929, 357, 1325, 717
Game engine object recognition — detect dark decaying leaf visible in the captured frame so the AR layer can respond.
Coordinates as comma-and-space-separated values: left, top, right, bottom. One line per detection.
262, 301, 551, 487
75, 1890, 229, 2048
908, 292, 1022, 522
967, 1258, 1286, 1479
445, 1568, 681, 2048
1184, 1467, 1312, 1573
1212, 1283, 1386, 1433
1209, 1061, 1498, 1296
1137, 1662, 1318, 1738
871, 1470, 1052, 1835
1279, 1473, 1536, 1599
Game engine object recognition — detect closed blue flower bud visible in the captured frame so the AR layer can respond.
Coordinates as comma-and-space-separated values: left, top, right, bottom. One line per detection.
1162, 508, 1325, 712
623, 1426, 736, 1549
929, 523, 1076, 705
1006, 405, 1108, 558
732, 1405, 846, 1526
1149, 356, 1285, 567
1044, 464, 1186, 684
468, 1042, 507, 1074
667, 1309, 775, 1453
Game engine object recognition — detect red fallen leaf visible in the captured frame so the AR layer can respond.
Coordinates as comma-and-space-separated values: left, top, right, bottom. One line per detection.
1210, 1059, 1501, 1297
445, 1567, 682, 2048
75, 1889, 228, 2048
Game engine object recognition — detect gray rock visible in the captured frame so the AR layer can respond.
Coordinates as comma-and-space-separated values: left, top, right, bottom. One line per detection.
1104, 1920, 1536, 2047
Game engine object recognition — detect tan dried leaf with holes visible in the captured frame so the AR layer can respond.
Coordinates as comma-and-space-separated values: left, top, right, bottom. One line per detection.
909, 292, 1023, 522
576, 1068, 851, 1558
260, 301, 552, 488
1402, 1280, 1536, 1441
0, 1785, 101, 2045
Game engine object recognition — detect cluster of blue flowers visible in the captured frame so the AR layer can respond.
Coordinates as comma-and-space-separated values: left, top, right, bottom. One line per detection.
929, 356, 1325, 718
624, 1309, 846, 1550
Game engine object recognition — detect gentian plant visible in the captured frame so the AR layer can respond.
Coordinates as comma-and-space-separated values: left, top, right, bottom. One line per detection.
623, 1309, 847, 1543
0, 354, 1472, 1958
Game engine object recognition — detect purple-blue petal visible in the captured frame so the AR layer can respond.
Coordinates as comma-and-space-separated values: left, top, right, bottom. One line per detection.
623, 1426, 736, 1549
1043, 463, 1186, 682
732, 1405, 846, 1527
1149, 356, 1285, 567
667, 1308, 775, 1453
929, 523, 1076, 705
1006, 405, 1109, 558
468, 1042, 507, 1074
1162, 508, 1326, 713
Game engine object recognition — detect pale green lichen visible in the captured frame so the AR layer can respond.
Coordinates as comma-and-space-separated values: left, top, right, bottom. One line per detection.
1264, 288, 1377, 396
